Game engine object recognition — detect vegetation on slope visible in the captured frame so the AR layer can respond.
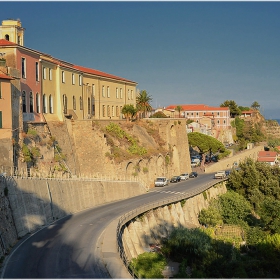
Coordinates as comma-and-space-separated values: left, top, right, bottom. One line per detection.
130, 158, 280, 278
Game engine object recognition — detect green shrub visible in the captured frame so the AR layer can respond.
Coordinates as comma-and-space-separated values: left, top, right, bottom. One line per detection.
130, 252, 167, 278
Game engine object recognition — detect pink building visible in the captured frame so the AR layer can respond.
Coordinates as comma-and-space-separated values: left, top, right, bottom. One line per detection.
165, 104, 231, 129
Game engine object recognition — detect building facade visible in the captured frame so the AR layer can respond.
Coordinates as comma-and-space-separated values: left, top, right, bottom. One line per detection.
0, 19, 137, 125
164, 104, 231, 129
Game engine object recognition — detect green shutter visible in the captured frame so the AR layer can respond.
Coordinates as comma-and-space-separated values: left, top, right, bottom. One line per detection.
0, 111, 2, 128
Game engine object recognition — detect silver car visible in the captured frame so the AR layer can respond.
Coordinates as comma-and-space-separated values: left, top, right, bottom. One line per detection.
180, 173, 189, 180
154, 177, 168, 187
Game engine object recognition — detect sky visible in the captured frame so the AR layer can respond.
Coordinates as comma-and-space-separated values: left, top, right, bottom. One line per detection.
1, 1, 280, 119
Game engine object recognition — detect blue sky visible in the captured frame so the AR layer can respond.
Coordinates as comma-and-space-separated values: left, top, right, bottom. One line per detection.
1, 1, 280, 119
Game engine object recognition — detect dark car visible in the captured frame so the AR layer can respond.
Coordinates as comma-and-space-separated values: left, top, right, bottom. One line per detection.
170, 176, 181, 183
225, 170, 231, 176
189, 172, 198, 178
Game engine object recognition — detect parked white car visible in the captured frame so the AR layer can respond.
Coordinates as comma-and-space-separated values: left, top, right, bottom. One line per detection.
154, 177, 168, 187
180, 173, 189, 180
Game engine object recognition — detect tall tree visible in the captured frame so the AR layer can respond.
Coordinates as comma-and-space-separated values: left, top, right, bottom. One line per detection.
121, 104, 137, 122
251, 101, 260, 111
175, 105, 183, 118
136, 90, 153, 118
220, 100, 241, 118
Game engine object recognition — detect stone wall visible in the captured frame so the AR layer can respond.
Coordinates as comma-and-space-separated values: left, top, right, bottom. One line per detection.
121, 182, 227, 260
1, 176, 146, 240
205, 144, 264, 173
47, 118, 192, 188
0, 176, 18, 259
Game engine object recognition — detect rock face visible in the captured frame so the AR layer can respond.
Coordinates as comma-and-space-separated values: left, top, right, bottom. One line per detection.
6, 118, 192, 188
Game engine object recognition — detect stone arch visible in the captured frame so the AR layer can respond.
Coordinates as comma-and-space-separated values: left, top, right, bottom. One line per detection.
172, 145, 180, 172
156, 155, 165, 176
125, 161, 134, 176
170, 124, 176, 137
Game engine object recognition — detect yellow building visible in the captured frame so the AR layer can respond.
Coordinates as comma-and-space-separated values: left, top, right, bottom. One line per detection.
0, 19, 137, 123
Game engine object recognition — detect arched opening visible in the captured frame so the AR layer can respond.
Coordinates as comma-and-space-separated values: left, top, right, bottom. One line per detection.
22, 91, 26, 113
5, 34, 9, 41
36, 93, 40, 113
73, 96, 76, 110
29, 92, 33, 113
43, 94, 47, 113
49, 95, 53, 114
63, 94, 67, 114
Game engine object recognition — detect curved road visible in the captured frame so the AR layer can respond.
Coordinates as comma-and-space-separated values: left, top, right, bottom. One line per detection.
2, 172, 216, 278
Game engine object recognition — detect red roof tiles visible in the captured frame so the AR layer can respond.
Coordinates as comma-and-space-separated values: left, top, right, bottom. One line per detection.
74, 65, 136, 83
0, 40, 136, 84
0, 39, 17, 46
258, 151, 277, 157
165, 104, 229, 111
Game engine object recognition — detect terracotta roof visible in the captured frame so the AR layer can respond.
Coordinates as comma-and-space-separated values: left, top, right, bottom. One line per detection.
258, 151, 278, 157
73, 65, 136, 84
0, 72, 13, 80
257, 157, 276, 162
0, 39, 136, 84
0, 39, 17, 46
165, 104, 229, 111
242, 110, 254, 114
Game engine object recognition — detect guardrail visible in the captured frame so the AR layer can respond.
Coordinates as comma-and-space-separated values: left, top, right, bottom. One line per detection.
116, 178, 227, 278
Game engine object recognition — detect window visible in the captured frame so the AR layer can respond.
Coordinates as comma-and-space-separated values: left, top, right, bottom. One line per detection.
223, 120, 226, 124
217, 112, 220, 116
92, 84, 95, 96
116, 106, 119, 117
0, 111, 2, 128
43, 94, 47, 113
80, 96, 83, 110
43, 67, 46, 80
196, 112, 199, 116
107, 105, 110, 117
102, 105, 105, 117
131, 90, 133, 100
128, 89, 130, 100
49, 95, 53, 114
112, 106, 115, 117
21, 58, 26, 78
72, 73, 75, 85
102, 86, 105, 97
62, 71, 65, 83
36, 93, 40, 113
63, 94, 67, 114
22, 91, 26, 113
107, 86, 110, 98
49, 68, 52, 80
116, 88, 119, 99
120, 88, 123, 99
217, 120, 220, 124
73, 96, 76, 110
29, 92, 33, 113
88, 97, 91, 115
79, 75, 82, 86
36, 62, 39, 81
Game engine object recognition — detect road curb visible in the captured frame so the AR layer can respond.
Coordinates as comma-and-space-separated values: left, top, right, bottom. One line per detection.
101, 218, 132, 279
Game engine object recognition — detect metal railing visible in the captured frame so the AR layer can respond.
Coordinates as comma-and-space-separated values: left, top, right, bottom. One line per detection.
116, 178, 227, 278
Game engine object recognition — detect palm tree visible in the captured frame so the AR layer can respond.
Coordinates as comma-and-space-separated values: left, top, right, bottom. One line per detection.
121, 104, 137, 122
136, 90, 153, 119
175, 105, 183, 118
251, 101, 260, 111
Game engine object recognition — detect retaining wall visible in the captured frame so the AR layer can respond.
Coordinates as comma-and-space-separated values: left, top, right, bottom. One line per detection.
120, 182, 227, 261
205, 144, 264, 173
0, 176, 146, 244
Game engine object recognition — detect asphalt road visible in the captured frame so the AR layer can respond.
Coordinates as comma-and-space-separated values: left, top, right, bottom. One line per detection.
2, 172, 216, 278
